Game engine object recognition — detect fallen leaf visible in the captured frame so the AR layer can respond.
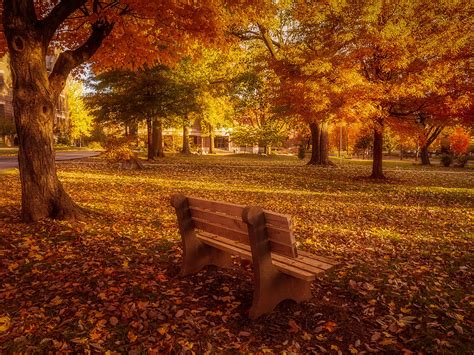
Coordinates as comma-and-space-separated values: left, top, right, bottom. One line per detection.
288, 319, 300, 333
0, 316, 11, 332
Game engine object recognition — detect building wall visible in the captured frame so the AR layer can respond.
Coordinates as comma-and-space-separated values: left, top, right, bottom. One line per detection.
0, 54, 70, 146
162, 119, 232, 153
0, 55, 15, 145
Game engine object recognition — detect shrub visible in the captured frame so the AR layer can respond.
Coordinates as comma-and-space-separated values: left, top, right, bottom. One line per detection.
454, 155, 469, 168
87, 141, 103, 150
103, 137, 143, 169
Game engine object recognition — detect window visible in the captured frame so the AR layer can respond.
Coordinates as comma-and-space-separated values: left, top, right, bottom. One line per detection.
0, 71, 4, 88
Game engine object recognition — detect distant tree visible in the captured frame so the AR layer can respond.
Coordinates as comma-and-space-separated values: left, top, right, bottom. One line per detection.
87, 66, 198, 159
198, 92, 234, 153
232, 69, 289, 154
67, 80, 93, 147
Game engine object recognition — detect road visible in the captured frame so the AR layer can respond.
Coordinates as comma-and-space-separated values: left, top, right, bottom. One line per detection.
0, 151, 100, 171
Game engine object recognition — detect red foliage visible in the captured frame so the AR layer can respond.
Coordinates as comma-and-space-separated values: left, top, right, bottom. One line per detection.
449, 127, 470, 155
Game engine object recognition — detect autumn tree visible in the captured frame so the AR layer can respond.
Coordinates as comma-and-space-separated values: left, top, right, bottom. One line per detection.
0, 0, 272, 221
170, 47, 245, 154
322, 0, 473, 177
67, 80, 93, 147
449, 127, 471, 156
198, 93, 234, 154
87, 66, 197, 159
232, 67, 290, 154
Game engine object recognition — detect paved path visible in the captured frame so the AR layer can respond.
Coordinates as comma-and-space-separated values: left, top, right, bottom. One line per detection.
0, 151, 100, 171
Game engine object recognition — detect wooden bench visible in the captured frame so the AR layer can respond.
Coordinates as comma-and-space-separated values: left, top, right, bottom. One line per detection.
171, 193, 339, 319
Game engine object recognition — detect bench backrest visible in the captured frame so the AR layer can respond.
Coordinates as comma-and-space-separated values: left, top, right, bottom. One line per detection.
186, 196, 298, 258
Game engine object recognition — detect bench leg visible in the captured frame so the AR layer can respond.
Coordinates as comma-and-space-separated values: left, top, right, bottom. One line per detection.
249, 269, 312, 319
171, 193, 233, 276
180, 235, 232, 276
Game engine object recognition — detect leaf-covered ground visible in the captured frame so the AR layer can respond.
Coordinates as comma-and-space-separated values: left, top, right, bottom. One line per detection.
0, 155, 472, 353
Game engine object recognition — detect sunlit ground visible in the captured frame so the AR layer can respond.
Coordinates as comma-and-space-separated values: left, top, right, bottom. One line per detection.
0, 154, 472, 352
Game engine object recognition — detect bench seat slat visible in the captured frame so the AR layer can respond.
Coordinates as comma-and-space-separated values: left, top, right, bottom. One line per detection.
197, 232, 337, 281
190, 207, 295, 247
192, 218, 298, 257
190, 207, 248, 233
263, 212, 293, 229
193, 218, 248, 242
190, 207, 294, 239
298, 250, 339, 266
188, 197, 244, 217
188, 197, 293, 230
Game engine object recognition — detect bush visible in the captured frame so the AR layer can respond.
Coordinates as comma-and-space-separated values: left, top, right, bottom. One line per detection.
87, 141, 103, 150
440, 154, 453, 167
103, 137, 143, 169
454, 155, 469, 168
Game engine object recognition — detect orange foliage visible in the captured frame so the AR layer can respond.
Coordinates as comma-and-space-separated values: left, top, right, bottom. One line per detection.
0, 0, 275, 71
449, 127, 471, 155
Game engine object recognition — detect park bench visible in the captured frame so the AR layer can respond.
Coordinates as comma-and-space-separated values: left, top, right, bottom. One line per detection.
171, 193, 339, 319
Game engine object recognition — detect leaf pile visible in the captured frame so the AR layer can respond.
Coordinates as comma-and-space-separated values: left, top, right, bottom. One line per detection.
0, 155, 472, 353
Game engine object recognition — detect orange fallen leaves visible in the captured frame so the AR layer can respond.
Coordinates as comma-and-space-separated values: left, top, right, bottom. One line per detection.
0, 316, 11, 332
0, 155, 472, 353
324, 321, 337, 333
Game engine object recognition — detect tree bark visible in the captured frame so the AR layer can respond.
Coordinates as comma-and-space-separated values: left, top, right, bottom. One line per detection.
308, 121, 332, 166
208, 123, 214, 154
307, 122, 320, 165
420, 145, 430, 165
3, 1, 112, 222
4, 6, 79, 221
151, 118, 164, 158
319, 121, 331, 165
182, 124, 190, 154
419, 126, 443, 165
370, 121, 385, 179
146, 118, 153, 160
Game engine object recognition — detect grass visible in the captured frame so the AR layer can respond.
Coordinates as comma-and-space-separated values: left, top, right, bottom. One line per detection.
0, 154, 472, 353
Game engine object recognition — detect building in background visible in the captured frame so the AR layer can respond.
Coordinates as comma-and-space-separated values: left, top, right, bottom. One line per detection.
163, 119, 233, 153
0, 54, 70, 147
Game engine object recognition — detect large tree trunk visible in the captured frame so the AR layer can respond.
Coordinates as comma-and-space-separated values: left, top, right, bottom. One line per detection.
182, 125, 190, 154
370, 121, 385, 179
420, 145, 430, 165
308, 121, 332, 166
307, 122, 320, 165
3, 1, 112, 222
151, 118, 164, 158
5, 10, 80, 221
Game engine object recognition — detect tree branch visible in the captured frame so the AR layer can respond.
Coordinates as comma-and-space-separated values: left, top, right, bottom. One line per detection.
40, 0, 87, 48
49, 20, 114, 95
257, 23, 278, 59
